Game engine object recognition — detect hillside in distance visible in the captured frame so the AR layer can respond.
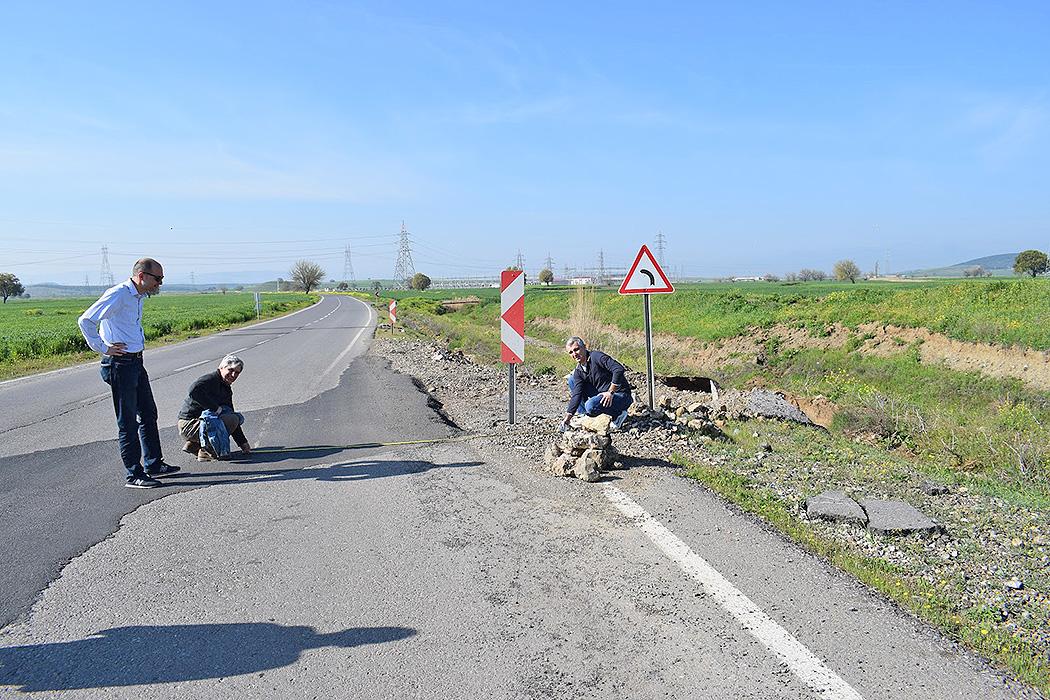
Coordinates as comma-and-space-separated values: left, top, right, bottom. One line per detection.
902, 252, 1018, 277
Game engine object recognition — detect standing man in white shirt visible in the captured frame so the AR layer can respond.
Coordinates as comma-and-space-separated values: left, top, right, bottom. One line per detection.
78, 258, 180, 488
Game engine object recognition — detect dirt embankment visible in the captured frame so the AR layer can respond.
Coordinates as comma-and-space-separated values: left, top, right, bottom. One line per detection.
532, 318, 1050, 392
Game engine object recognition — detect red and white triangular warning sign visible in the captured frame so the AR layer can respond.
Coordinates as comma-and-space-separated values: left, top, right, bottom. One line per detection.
619, 244, 674, 294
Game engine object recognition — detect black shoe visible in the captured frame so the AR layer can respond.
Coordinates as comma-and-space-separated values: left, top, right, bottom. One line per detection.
145, 462, 181, 478
125, 475, 163, 489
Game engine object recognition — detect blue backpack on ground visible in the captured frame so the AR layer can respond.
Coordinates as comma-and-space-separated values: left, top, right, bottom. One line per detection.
199, 409, 230, 458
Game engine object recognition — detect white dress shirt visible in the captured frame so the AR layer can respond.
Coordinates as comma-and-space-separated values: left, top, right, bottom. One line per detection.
77, 279, 147, 354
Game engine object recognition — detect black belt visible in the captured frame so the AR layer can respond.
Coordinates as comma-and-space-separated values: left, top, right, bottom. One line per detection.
105, 351, 143, 359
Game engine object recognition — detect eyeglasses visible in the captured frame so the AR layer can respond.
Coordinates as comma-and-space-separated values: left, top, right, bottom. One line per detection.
143, 271, 164, 282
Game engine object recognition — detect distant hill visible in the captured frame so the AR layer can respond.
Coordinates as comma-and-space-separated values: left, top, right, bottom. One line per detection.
901, 253, 1019, 278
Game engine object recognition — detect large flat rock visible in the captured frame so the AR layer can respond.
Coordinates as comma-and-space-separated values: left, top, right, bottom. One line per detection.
805, 490, 867, 525
744, 389, 813, 425
860, 498, 940, 536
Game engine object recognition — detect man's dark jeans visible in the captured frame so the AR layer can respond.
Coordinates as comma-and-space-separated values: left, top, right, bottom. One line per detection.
567, 375, 633, 418
100, 355, 162, 480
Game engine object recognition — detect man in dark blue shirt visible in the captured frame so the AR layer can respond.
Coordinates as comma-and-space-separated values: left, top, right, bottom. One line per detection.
561, 336, 633, 431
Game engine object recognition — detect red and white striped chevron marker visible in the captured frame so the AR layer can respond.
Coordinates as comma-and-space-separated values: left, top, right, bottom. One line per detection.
389, 299, 397, 334
500, 270, 525, 363
500, 269, 525, 423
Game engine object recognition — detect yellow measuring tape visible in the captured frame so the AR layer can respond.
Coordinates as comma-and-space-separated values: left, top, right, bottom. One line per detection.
249, 432, 495, 454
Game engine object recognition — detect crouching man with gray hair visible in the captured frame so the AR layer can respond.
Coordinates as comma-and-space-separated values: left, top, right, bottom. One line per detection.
177, 354, 252, 460
562, 336, 633, 432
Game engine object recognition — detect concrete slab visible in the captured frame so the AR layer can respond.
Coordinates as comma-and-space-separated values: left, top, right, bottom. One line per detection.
744, 389, 813, 425
805, 490, 867, 525
861, 498, 941, 536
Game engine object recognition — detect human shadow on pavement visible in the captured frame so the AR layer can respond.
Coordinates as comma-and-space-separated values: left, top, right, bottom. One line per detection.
0, 622, 416, 691
165, 458, 485, 487
214, 445, 350, 465
224, 443, 402, 465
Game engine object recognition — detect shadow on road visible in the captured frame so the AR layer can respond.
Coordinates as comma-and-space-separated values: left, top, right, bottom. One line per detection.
0, 622, 416, 691
238, 443, 422, 463
163, 457, 485, 487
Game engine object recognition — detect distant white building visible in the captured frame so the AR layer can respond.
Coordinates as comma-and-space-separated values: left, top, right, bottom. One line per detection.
569, 277, 596, 286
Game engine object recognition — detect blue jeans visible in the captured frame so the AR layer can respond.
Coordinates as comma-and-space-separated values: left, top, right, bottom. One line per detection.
567, 376, 633, 418
100, 355, 162, 480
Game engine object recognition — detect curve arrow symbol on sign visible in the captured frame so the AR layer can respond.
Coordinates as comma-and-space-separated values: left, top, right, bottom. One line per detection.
619, 244, 674, 295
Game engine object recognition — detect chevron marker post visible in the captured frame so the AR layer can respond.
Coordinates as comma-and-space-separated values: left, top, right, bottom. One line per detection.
501, 269, 525, 423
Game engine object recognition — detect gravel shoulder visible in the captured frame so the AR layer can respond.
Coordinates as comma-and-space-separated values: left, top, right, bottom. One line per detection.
372, 335, 1049, 697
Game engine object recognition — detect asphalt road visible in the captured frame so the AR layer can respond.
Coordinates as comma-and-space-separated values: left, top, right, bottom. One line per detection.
0, 295, 1040, 698
0, 294, 462, 628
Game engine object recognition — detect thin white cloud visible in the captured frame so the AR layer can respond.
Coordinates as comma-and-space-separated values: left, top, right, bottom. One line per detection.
0, 139, 430, 204
955, 95, 1049, 166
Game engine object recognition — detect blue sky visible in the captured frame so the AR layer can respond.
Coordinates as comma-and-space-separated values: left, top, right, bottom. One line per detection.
1, 1, 1048, 284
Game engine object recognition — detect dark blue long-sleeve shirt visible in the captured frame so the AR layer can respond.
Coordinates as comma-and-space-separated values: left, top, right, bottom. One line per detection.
566, 350, 631, 415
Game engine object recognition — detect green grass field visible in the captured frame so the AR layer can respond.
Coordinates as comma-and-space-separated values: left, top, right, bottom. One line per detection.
377, 277, 1050, 348
0, 292, 316, 369
519, 278, 1050, 349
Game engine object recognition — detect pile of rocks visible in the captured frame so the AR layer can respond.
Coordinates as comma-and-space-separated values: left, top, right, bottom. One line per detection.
543, 414, 623, 482
621, 395, 727, 441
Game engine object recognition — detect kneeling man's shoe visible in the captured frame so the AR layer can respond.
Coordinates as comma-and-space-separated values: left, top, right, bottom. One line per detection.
611, 410, 629, 430
197, 449, 215, 462
145, 462, 181, 478
182, 441, 200, 455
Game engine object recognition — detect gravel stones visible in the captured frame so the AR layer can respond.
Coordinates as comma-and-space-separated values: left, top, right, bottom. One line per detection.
920, 481, 949, 496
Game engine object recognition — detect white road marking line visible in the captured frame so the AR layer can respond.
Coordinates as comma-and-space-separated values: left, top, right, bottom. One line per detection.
238, 297, 325, 329
231, 347, 248, 353
254, 340, 270, 346
172, 359, 211, 372
603, 485, 865, 700
319, 297, 375, 379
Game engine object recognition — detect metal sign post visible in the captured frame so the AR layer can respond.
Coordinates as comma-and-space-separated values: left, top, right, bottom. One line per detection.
254, 292, 261, 319
500, 270, 525, 425
389, 299, 397, 335
643, 293, 655, 409
619, 244, 675, 410
508, 363, 516, 424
